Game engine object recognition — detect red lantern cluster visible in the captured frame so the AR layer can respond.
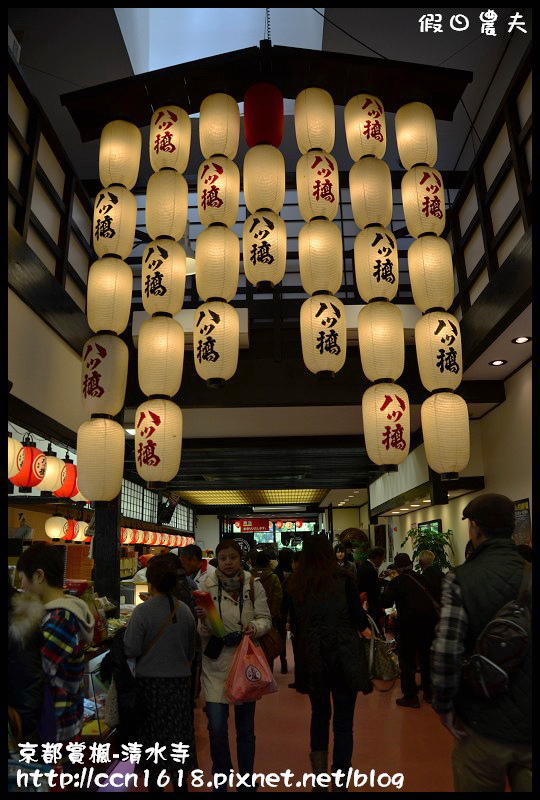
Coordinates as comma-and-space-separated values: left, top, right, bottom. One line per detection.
53, 463, 78, 499
10, 444, 46, 488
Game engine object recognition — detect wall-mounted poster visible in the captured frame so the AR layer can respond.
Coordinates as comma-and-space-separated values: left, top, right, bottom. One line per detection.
513, 499, 531, 546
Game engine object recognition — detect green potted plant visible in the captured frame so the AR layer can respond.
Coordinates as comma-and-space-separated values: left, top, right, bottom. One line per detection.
400, 525, 454, 571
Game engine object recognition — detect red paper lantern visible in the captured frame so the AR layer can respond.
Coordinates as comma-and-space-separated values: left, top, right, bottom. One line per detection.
10, 444, 46, 488
53, 463, 78, 498
63, 519, 77, 542
275, 521, 283, 529
295, 520, 304, 528
244, 83, 284, 147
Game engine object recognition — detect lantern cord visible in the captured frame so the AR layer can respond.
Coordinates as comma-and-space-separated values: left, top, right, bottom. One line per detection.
311, 9, 388, 59
459, 99, 479, 157
19, 61, 85, 89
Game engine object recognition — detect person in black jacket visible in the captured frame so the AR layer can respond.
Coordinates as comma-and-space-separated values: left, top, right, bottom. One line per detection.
418, 550, 445, 605
285, 535, 371, 789
355, 547, 385, 630
8, 580, 44, 747
380, 553, 439, 707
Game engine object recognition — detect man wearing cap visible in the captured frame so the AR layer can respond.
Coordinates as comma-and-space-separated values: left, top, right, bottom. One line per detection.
380, 552, 439, 707
431, 493, 531, 792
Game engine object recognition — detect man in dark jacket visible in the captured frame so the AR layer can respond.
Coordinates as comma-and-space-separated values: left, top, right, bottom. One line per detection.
431, 494, 531, 792
380, 552, 438, 707
356, 547, 385, 629
418, 550, 444, 604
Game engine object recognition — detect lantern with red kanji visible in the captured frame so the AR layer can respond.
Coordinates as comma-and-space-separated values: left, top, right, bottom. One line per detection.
10, 441, 46, 489
197, 156, 240, 228
362, 382, 411, 466
81, 334, 129, 417
135, 399, 183, 483
402, 166, 446, 237
53, 463, 78, 499
297, 151, 339, 222
120, 528, 128, 544
244, 83, 284, 148
150, 105, 191, 173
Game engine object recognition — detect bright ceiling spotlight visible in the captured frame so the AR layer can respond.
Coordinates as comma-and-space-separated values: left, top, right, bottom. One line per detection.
489, 360, 507, 366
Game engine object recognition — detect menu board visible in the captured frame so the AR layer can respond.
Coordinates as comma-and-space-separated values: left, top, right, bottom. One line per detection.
513, 498, 531, 546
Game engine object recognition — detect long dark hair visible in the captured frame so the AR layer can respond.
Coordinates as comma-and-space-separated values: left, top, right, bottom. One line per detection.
287, 534, 341, 602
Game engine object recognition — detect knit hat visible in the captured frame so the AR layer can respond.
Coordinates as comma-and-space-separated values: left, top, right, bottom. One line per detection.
461, 493, 515, 532
393, 553, 412, 569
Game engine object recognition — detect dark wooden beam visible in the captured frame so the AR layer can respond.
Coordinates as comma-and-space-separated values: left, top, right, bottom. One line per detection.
93, 497, 121, 613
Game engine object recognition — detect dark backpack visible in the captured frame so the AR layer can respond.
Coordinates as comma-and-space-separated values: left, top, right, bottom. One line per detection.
462, 563, 531, 699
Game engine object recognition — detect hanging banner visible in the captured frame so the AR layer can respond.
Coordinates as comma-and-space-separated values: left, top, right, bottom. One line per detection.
233, 519, 271, 533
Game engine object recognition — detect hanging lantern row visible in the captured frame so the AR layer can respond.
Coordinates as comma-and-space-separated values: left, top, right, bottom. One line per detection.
294, 88, 345, 380
8, 437, 84, 498
396, 101, 470, 476
119, 527, 194, 548
45, 517, 91, 543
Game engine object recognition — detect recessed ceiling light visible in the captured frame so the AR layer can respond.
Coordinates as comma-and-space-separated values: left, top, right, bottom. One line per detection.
410, 504, 420, 507
392, 512, 400, 515
489, 360, 507, 366
512, 336, 531, 344
422, 500, 431, 503
354, 490, 359, 493
399, 508, 408, 511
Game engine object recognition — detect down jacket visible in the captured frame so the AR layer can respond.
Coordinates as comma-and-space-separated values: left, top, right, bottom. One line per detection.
8, 589, 45, 742
198, 570, 272, 704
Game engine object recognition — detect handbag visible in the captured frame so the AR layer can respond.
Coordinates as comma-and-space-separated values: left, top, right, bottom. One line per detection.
248, 577, 284, 663
362, 614, 400, 691
224, 635, 278, 704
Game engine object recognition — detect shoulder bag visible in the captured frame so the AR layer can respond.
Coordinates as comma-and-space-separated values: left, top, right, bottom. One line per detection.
362, 614, 400, 691
249, 577, 284, 663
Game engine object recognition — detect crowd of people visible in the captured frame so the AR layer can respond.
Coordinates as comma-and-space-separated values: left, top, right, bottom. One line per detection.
7, 493, 532, 792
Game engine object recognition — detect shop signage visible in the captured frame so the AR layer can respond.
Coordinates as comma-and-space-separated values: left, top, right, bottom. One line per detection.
233, 519, 271, 533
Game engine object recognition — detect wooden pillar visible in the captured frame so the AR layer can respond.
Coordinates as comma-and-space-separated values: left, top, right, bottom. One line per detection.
429, 467, 449, 506
93, 495, 121, 614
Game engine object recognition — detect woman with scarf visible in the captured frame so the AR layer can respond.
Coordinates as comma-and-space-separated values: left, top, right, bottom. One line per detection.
197, 539, 272, 793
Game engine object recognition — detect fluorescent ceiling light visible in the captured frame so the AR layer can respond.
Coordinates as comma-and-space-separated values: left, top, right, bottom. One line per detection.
423, 500, 431, 503
252, 505, 306, 512
410, 504, 420, 507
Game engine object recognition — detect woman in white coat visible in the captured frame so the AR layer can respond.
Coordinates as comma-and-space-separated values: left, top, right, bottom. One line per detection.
197, 539, 272, 792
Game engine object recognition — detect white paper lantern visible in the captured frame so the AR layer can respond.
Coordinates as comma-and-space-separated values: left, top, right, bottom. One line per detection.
138, 316, 184, 398
407, 236, 454, 312
300, 295, 346, 376
36, 455, 65, 492
194, 301, 239, 384
243, 145, 285, 214
354, 226, 398, 302
395, 102, 437, 170
362, 382, 410, 465
198, 156, 239, 228
350, 157, 392, 229
99, 120, 141, 190
415, 311, 462, 391
344, 94, 386, 160
87, 257, 133, 334
358, 302, 404, 382
135, 398, 183, 483
422, 392, 470, 475
402, 166, 446, 237
297, 151, 339, 222
150, 105, 191, 172
196, 226, 239, 302
243, 212, 287, 288
142, 240, 186, 316
200, 93, 240, 160
122, 528, 135, 545
93, 186, 137, 259
71, 483, 90, 503
73, 521, 89, 543
299, 219, 342, 295
146, 169, 188, 241
45, 516, 68, 541
294, 88, 335, 154
8, 437, 23, 479
77, 418, 125, 501
81, 334, 128, 416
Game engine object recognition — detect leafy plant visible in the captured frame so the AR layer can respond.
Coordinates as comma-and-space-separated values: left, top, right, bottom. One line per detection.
400, 526, 455, 571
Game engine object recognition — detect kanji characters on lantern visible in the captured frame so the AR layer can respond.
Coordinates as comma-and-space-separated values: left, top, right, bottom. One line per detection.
198, 156, 240, 228
146, 169, 188, 241
138, 316, 185, 398
142, 240, 186, 316
135, 399, 183, 483
10, 442, 46, 488
150, 105, 191, 173
297, 151, 339, 222
362, 383, 411, 465
299, 219, 343, 296
93, 186, 137, 259
300, 295, 346, 376
193, 301, 239, 384
402, 166, 446, 237
195, 225, 239, 302
354, 225, 398, 302
81, 334, 128, 416
415, 311, 462, 391
243, 212, 287, 288
344, 94, 386, 160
